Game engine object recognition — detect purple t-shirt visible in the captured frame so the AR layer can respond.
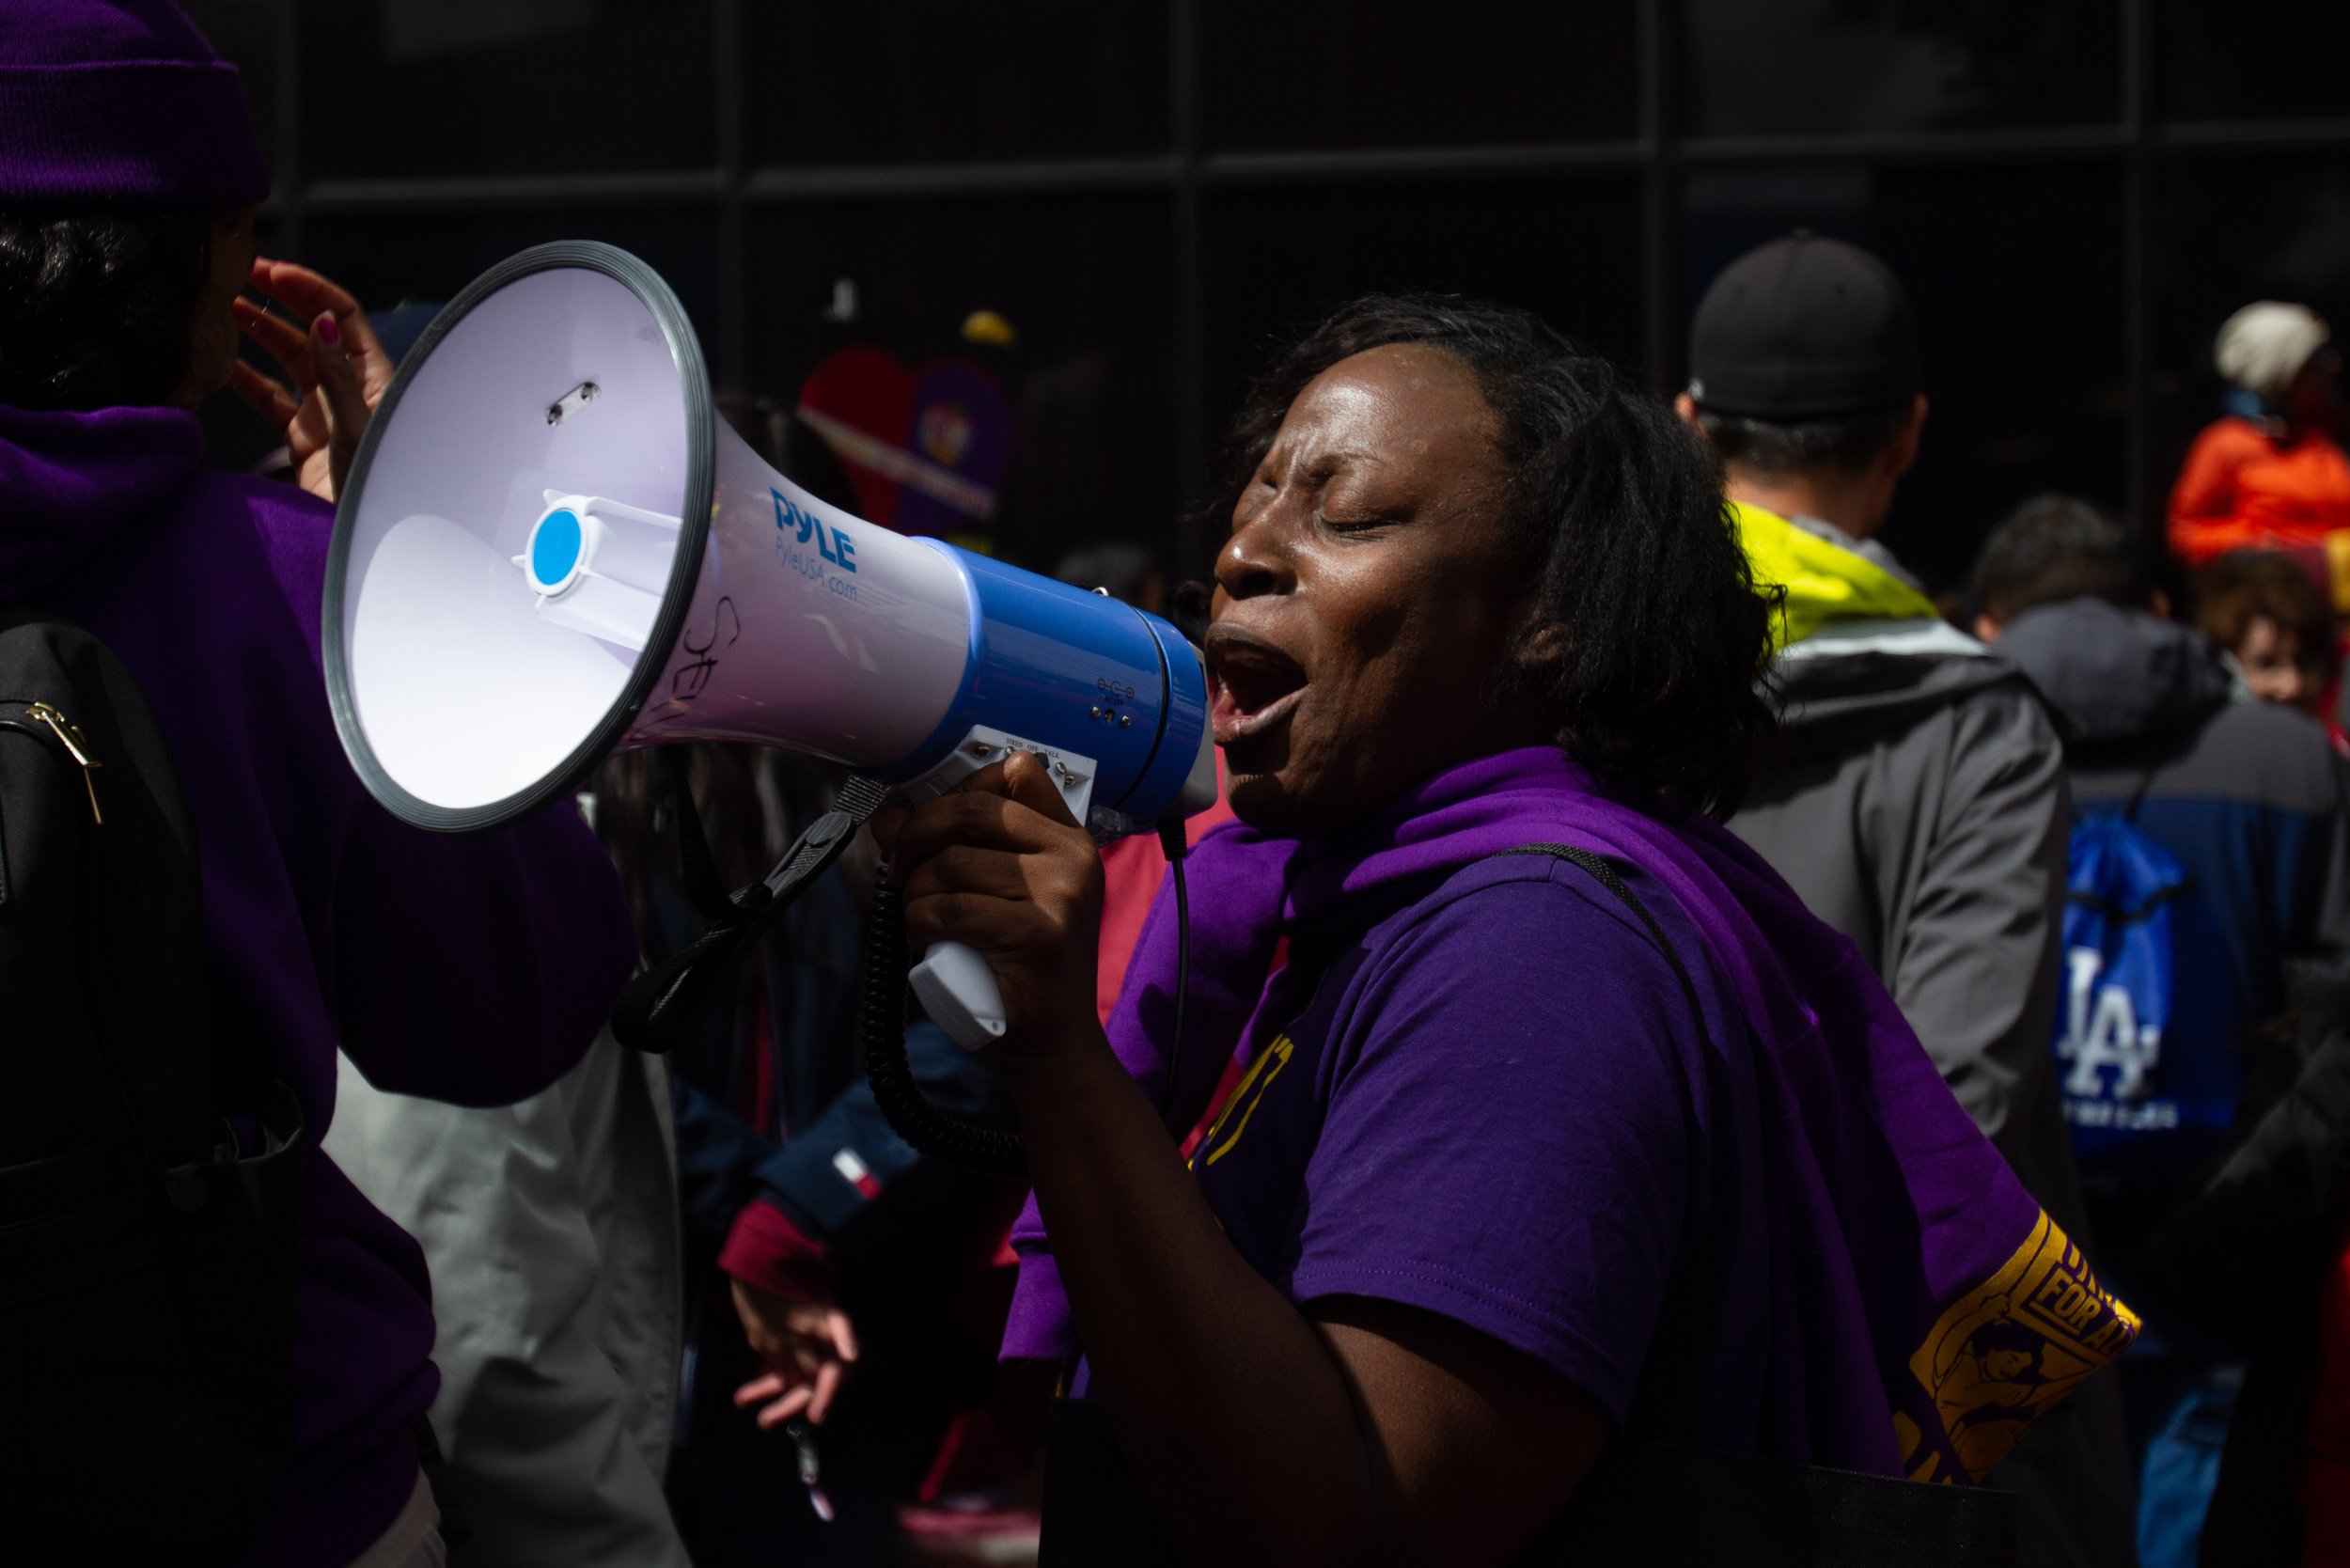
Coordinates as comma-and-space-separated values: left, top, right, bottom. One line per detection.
1022, 747, 2142, 1493
1188, 852, 1743, 1433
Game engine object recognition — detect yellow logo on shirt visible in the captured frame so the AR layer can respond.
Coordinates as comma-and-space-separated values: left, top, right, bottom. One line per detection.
1895, 1210, 2140, 1483
1195, 1034, 1295, 1168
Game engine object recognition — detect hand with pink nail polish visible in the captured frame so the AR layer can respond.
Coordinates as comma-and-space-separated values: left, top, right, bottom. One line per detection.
229, 259, 394, 503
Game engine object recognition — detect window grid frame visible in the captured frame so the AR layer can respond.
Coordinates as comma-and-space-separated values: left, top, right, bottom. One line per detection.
255, 0, 2350, 570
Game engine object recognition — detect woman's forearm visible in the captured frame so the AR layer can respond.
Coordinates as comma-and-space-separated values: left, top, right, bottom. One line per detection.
1003, 1026, 1397, 1567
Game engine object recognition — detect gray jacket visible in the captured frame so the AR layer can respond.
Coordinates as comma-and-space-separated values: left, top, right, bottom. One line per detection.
1729, 592, 2129, 1568
325, 1028, 689, 1568
1732, 617, 2083, 1207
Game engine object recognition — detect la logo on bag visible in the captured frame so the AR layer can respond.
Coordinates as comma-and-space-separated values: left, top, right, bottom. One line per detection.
2056, 948, 2173, 1129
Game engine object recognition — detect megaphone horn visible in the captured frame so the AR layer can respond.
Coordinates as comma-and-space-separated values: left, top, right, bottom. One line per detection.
324, 242, 1215, 1053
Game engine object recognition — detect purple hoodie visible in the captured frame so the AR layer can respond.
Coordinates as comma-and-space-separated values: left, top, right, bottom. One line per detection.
0, 404, 637, 1566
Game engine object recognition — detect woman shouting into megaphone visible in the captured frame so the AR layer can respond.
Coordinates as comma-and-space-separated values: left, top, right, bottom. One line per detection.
875, 295, 2137, 1566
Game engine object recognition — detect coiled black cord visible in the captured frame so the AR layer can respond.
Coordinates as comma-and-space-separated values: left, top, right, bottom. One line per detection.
1156, 818, 1189, 1126
860, 871, 1030, 1179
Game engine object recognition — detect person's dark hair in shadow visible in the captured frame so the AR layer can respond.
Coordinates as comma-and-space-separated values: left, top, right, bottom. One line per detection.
0, 207, 220, 411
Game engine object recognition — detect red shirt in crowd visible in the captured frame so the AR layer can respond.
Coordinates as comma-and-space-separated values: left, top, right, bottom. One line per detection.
2169, 416, 2350, 569
1094, 757, 1237, 1026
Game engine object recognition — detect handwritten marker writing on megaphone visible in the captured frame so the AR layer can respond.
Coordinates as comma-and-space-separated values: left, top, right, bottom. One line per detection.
322, 243, 1215, 1056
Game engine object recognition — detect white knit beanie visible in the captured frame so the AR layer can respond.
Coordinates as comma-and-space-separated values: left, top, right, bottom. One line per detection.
2215, 302, 2330, 402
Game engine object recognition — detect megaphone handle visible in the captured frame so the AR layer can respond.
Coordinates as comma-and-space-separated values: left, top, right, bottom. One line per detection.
906, 941, 1009, 1051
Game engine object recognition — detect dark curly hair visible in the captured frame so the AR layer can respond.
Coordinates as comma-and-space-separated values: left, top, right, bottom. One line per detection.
0, 206, 215, 412
2193, 550, 2334, 675
1202, 293, 1778, 818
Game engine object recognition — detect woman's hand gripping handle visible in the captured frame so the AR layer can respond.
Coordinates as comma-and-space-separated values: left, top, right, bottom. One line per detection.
871, 750, 1106, 1067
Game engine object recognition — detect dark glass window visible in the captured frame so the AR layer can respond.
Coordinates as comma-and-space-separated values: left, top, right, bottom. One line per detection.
1204, 1, 1638, 152
747, 197, 1179, 574
299, 208, 723, 350
1205, 178, 1644, 388
1684, 165, 2127, 590
303, 1, 718, 178
1676, 0, 2123, 136
1201, 179, 1642, 567
2160, 0, 2350, 123
180, 0, 276, 173
2149, 156, 2350, 512
746, 4, 1171, 166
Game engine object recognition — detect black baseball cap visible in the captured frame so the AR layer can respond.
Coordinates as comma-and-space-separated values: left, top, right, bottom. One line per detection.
1686, 232, 1921, 420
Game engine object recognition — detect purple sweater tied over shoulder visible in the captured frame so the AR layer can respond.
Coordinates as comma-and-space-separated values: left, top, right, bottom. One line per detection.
0, 404, 637, 1566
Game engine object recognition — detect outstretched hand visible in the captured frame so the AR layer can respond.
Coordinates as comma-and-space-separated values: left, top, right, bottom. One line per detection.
229, 258, 396, 503
731, 1278, 860, 1429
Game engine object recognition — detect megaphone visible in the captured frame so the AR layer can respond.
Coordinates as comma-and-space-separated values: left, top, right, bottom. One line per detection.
322, 243, 1215, 1050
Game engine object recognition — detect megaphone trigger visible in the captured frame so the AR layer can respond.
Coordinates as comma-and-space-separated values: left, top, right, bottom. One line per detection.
893, 727, 1097, 829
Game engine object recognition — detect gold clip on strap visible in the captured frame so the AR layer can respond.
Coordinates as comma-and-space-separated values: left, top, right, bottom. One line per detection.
22, 702, 102, 825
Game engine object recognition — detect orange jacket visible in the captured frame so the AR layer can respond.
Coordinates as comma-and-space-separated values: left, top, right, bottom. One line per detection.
2169, 415, 2350, 568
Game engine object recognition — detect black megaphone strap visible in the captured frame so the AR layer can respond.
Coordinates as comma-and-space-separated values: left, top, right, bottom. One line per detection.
610, 775, 888, 1052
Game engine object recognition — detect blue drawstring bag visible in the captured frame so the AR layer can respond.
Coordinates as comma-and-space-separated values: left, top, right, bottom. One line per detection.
2057, 808, 2241, 1197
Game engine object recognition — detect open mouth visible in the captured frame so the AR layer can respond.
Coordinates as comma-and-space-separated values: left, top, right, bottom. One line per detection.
1205, 626, 1308, 745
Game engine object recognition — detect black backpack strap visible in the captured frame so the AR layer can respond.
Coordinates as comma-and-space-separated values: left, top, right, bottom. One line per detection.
1500, 843, 1713, 1442
1500, 844, 1690, 995
0, 623, 210, 1191
0, 606, 304, 1546
1500, 842, 2014, 1567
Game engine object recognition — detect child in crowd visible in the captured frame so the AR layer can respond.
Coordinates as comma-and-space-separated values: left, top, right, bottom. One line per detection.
2194, 551, 2341, 723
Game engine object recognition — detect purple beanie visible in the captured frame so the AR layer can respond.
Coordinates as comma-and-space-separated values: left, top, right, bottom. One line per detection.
0, 0, 268, 205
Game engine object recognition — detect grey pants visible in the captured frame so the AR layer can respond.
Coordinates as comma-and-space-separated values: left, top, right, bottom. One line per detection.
345, 1472, 446, 1568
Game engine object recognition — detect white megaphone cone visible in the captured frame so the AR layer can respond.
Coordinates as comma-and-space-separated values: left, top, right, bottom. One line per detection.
324, 243, 1215, 1049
